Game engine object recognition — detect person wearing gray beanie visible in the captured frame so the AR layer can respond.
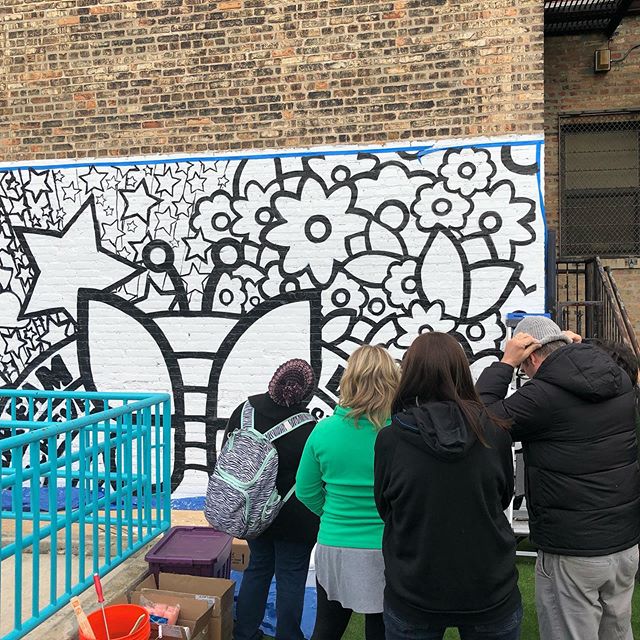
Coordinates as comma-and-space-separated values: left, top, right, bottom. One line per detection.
476, 318, 640, 640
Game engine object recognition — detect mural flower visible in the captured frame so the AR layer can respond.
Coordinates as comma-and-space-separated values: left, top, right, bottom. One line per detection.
382, 258, 419, 310
411, 182, 472, 231
264, 177, 363, 286
212, 273, 247, 314
191, 192, 239, 244
231, 181, 280, 243
396, 301, 456, 348
306, 154, 379, 187
439, 148, 496, 196
464, 181, 536, 261
322, 270, 367, 315
457, 313, 506, 352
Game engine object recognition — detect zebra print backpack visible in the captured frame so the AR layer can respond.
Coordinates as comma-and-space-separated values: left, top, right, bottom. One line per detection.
204, 400, 315, 539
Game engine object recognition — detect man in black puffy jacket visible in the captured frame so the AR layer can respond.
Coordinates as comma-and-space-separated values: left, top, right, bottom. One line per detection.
476, 316, 640, 640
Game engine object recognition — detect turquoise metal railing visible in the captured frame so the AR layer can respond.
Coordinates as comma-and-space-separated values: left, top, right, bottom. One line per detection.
0, 390, 172, 640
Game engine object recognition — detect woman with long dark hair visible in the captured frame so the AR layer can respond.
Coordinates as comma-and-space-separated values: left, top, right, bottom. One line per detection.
374, 332, 522, 640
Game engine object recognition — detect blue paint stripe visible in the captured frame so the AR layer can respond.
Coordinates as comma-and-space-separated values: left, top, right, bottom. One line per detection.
0, 139, 544, 173
171, 496, 206, 510
535, 141, 548, 310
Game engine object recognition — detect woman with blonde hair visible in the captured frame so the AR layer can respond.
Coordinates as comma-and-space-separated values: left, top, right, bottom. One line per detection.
296, 344, 400, 640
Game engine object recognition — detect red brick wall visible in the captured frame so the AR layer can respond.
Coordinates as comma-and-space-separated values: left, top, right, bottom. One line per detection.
545, 14, 640, 331
0, 0, 544, 161
545, 14, 640, 232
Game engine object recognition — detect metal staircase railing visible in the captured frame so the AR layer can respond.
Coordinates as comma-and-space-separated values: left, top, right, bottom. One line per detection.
555, 257, 640, 359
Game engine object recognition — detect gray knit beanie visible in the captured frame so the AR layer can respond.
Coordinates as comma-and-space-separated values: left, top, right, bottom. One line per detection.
514, 316, 572, 346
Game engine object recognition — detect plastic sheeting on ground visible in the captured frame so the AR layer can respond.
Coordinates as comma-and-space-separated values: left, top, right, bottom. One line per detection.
231, 570, 317, 639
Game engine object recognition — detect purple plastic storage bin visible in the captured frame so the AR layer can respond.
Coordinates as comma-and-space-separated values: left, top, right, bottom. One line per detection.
145, 526, 232, 581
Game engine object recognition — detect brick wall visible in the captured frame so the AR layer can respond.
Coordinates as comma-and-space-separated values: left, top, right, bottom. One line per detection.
0, 1, 546, 501
1, 0, 544, 161
545, 13, 640, 233
545, 14, 640, 332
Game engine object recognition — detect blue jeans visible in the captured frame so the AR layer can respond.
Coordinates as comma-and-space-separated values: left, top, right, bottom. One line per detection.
234, 537, 314, 640
383, 602, 523, 640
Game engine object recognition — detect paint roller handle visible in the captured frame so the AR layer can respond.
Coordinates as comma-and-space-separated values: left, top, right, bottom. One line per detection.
93, 573, 105, 604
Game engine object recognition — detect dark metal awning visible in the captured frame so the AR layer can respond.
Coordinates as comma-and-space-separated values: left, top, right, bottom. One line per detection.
545, 0, 639, 36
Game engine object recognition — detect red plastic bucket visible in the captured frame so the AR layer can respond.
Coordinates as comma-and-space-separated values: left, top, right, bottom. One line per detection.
78, 604, 150, 640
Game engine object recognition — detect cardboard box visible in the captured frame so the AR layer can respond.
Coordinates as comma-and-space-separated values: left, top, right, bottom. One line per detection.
130, 573, 235, 640
132, 589, 211, 640
231, 538, 250, 571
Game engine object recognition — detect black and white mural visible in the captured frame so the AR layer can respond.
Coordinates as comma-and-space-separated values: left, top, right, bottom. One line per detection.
0, 138, 545, 504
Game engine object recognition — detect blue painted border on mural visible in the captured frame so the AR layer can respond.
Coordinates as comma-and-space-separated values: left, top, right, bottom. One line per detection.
3, 139, 548, 510
172, 496, 206, 510
0, 139, 544, 172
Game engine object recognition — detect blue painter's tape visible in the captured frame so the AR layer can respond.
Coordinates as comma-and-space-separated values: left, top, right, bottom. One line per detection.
0, 139, 544, 173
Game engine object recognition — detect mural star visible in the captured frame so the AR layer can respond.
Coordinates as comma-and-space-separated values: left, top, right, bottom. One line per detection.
2, 173, 20, 197
105, 175, 118, 190
189, 174, 206, 195
101, 218, 125, 251
24, 169, 52, 202
15, 265, 32, 286
120, 245, 136, 262
1, 196, 19, 215
183, 228, 211, 263
120, 179, 162, 226
2, 329, 25, 357
173, 195, 192, 219
62, 182, 81, 202
16, 202, 138, 320
218, 176, 229, 188
155, 167, 180, 197
174, 162, 193, 179
80, 166, 108, 194
181, 263, 208, 297
152, 207, 177, 237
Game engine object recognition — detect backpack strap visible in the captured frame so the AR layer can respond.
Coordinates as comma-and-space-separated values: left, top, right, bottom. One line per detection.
264, 412, 315, 443
240, 401, 255, 430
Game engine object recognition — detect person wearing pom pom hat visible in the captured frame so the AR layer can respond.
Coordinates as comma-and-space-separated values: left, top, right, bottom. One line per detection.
226, 359, 319, 640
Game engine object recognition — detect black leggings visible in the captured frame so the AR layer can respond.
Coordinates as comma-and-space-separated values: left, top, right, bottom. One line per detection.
311, 580, 385, 640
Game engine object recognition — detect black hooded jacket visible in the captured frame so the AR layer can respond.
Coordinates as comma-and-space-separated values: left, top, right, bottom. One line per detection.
374, 401, 521, 626
477, 343, 640, 556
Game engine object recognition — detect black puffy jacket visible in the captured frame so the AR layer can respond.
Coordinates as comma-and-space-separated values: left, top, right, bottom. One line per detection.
477, 343, 640, 556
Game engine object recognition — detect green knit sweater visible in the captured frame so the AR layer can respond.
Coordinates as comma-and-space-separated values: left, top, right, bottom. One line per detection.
295, 405, 387, 549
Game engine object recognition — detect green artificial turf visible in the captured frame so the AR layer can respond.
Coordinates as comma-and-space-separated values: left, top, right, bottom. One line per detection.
341, 558, 640, 639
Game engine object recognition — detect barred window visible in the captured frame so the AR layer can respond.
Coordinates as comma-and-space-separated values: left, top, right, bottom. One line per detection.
559, 114, 640, 258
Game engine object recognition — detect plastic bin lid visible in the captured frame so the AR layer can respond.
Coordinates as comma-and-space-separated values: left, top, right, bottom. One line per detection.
145, 526, 232, 566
